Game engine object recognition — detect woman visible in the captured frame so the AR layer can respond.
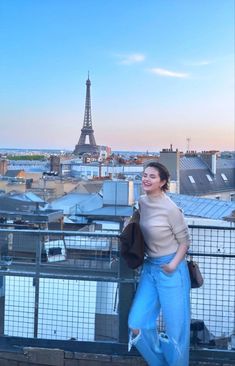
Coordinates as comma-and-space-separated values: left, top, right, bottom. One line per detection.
128, 161, 191, 366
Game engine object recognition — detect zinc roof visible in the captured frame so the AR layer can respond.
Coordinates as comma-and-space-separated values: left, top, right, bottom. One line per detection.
168, 193, 235, 220
180, 157, 207, 170
47, 193, 103, 215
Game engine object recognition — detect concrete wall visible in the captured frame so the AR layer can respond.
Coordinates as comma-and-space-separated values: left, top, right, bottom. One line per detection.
0, 348, 146, 366
201, 191, 235, 201
0, 348, 233, 366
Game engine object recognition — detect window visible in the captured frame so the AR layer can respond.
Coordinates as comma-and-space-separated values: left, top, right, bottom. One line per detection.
230, 194, 235, 202
188, 175, 195, 184
206, 174, 213, 182
221, 173, 228, 181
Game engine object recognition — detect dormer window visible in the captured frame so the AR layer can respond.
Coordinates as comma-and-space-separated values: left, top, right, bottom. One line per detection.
188, 175, 195, 184
221, 173, 228, 181
206, 174, 213, 182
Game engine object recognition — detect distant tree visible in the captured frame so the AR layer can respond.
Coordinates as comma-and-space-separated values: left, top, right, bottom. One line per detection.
7, 155, 47, 161
117, 173, 126, 180
117, 157, 126, 164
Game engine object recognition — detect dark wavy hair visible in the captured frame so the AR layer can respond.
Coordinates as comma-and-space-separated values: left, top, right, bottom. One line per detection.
144, 161, 170, 192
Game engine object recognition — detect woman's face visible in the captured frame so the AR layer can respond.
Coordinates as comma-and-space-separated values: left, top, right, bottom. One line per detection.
142, 166, 165, 195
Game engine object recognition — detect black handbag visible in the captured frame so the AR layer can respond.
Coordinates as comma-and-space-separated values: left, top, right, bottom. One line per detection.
187, 256, 204, 288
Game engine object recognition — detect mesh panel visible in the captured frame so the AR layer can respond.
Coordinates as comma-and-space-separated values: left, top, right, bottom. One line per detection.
0, 226, 234, 351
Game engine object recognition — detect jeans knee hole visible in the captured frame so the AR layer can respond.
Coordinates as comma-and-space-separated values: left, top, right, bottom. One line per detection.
131, 328, 140, 336
159, 332, 169, 342
128, 329, 142, 352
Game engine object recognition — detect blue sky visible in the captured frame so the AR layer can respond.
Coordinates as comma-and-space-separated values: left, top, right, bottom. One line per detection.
0, 0, 234, 152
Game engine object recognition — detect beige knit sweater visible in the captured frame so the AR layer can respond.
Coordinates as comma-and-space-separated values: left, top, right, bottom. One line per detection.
139, 193, 191, 257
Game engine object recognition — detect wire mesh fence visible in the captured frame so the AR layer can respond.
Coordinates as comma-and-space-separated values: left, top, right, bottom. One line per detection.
0, 225, 234, 354
0, 229, 120, 343
188, 225, 235, 348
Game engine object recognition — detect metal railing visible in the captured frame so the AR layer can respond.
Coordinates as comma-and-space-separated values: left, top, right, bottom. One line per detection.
188, 225, 235, 346
0, 224, 234, 362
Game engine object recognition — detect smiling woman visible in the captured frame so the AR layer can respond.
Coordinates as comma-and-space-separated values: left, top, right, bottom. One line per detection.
142, 164, 169, 195
128, 161, 191, 366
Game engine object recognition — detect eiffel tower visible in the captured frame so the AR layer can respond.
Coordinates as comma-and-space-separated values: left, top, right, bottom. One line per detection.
74, 75, 99, 155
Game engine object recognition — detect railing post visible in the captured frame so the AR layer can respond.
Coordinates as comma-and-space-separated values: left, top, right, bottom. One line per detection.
0, 275, 4, 336
33, 233, 42, 338
118, 254, 136, 344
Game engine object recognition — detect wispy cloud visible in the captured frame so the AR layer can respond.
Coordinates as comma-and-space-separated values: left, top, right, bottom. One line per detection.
183, 59, 214, 66
116, 53, 146, 65
149, 67, 189, 78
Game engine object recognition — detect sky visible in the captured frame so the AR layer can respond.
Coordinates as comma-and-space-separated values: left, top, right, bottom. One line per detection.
0, 0, 234, 153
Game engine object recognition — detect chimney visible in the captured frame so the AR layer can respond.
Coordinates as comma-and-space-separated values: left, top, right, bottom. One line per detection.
159, 147, 180, 193
200, 151, 217, 176
50, 155, 60, 175
0, 159, 8, 176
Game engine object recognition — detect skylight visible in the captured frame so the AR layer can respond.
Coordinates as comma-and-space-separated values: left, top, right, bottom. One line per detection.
221, 173, 228, 181
188, 175, 195, 184
206, 174, 213, 182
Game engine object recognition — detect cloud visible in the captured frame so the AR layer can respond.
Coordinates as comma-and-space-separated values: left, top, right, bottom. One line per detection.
116, 53, 146, 65
149, 67, 189, 78
183, 60, 214, 66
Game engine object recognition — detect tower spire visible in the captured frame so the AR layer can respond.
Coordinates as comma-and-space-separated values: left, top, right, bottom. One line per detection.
74, 76, 99, 155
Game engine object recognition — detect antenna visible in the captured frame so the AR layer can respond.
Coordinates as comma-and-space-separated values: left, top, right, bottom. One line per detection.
186, 137, 191, 152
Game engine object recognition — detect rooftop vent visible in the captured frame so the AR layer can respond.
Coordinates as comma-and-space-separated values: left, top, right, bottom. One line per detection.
103, 180, 134, 206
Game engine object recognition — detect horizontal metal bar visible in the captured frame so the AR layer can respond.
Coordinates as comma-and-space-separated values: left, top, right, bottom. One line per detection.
0, 228, 119, 237
188, 252, 235, 258
188, 224, 234, 231
190, 348, 235, 362
0, 269, 136, 283
0, 225, 234, 235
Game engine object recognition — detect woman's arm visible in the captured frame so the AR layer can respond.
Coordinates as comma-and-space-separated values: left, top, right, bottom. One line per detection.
161, 243, 188, 273
162, 204, 190, 273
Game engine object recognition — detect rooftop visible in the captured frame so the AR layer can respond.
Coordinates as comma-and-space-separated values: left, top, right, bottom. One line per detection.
169, 193, 235, 220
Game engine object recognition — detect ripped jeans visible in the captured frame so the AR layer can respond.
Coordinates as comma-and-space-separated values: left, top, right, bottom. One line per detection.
128, 253, 191, 366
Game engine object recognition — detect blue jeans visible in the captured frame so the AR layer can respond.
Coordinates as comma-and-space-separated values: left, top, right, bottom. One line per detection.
128, 253, 191, 366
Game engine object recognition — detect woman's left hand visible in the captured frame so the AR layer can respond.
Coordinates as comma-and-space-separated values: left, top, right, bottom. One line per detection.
161, 262, 176, 273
